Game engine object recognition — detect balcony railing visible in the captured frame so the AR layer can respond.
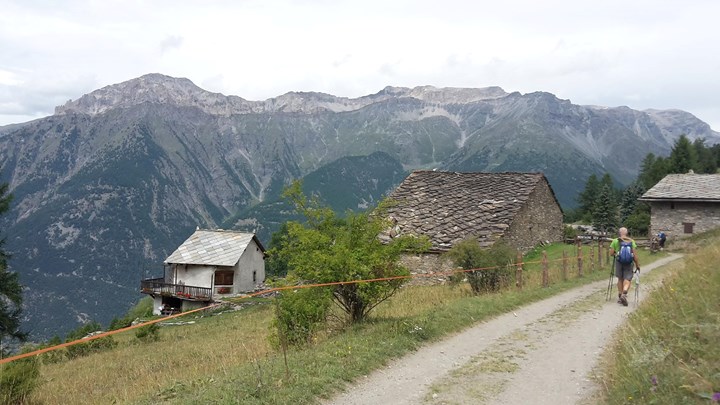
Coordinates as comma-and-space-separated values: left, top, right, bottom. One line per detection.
140, 278, 212, 301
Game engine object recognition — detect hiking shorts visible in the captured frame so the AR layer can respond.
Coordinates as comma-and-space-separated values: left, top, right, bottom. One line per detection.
615, 261, 634, 281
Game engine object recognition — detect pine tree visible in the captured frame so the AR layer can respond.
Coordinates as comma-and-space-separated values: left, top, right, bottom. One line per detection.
577, 174, 600, 222
694, 138, 718, 174
669, 134, 697, 174
619, 182, 645, 223
592, 184, 618, 234
0, 182, 26, 351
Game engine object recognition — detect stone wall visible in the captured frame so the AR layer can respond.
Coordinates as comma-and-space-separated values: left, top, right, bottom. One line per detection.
399, 252, 456, 285
504, 179, 564, 252
649, 201, 720, 240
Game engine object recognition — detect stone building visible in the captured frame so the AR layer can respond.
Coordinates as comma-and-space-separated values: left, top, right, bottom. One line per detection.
383, 171, 564, 276
639, 173, 720, 239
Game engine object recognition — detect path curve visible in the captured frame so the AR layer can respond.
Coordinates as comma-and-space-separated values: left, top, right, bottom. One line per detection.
325, 254, 682, 405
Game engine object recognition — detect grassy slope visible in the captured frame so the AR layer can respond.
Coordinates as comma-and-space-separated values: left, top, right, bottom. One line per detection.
597, 230, 720, 404
27, 244, 664, 404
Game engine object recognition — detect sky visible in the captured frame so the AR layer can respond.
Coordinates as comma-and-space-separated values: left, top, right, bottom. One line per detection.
1, 0, 718, 129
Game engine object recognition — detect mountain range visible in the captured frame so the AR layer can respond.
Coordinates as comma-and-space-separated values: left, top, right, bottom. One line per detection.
1, 73, 718, 339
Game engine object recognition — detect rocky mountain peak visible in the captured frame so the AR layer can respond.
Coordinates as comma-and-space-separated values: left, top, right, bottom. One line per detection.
377, 85, 508, 104
54, 73, 254, 116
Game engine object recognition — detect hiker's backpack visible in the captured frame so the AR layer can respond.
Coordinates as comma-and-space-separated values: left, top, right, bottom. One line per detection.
658, 232, 666, 240
617, 239, 634, 264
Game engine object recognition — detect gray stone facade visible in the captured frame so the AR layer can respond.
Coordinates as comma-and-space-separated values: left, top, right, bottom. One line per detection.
504, 180, 564, 251
640, 173, 720, 240
648, 201, 720, 239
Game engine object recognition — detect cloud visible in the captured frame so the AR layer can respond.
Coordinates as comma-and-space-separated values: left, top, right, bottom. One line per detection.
160, 35, 184, 53
0, 0, 718, 131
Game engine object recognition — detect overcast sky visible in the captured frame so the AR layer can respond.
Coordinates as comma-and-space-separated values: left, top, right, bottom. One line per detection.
1, 0, 718, 129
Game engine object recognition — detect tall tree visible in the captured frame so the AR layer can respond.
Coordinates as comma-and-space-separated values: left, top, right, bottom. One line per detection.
577, 174, 600, 221
619, 182, 645, 223
0, 182, 26, 351
693, 138, 718, 174
669, 134, 697, 174
637, 153, 669, 190
272, 181, 430, 323
592, 184, 618, 234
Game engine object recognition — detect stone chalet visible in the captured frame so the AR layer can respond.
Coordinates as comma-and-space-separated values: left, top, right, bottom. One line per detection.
639, 173, 720, 239
383, 171, 563, 275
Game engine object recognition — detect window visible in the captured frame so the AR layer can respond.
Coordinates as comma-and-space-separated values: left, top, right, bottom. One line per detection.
253, 270, 257, 283
215, 270, 234, 285
683, 222, 694, 234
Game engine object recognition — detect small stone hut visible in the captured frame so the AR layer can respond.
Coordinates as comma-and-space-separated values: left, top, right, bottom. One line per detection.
383, 171, 563, 276
639, 172, 720, 239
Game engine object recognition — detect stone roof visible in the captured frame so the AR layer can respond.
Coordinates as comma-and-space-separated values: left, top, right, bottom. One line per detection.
640, 173, 720, 201
384, 171, 554, 251
165, 229, 264, 266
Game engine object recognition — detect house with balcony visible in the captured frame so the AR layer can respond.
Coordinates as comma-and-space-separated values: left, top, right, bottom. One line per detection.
141, 229, 266, 315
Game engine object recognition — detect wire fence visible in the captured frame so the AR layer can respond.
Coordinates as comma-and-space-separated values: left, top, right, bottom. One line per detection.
0, 240, 611, 367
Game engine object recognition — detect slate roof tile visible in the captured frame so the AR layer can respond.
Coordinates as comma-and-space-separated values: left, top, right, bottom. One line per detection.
384, 171, 548, 250
640, 173, 720, 201
165, 229, 261, 266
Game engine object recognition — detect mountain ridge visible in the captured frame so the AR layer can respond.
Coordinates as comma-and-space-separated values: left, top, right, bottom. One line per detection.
2, 73, 720, 339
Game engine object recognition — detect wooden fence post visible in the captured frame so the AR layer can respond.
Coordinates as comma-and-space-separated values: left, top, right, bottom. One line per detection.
590, 242, 595, 273
542, 250, 549, 287
598, 239, 603, 267
605, 238, 610, 264
577, 244, 583, 277
516, 251, 523, 290
562, 249, 568, 281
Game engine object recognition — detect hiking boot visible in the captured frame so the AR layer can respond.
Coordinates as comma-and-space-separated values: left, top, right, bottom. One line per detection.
620, 294, 628, 306
617, 297, 623, 304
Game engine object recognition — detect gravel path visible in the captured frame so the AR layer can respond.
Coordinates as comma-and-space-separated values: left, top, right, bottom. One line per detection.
325, 254, 682, 405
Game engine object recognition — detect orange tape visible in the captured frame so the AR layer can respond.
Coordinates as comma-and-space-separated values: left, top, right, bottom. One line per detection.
0, 250, 581, 365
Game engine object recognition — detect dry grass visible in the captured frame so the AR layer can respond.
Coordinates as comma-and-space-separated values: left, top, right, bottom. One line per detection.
25, 243, 667, 404
597, 236, 720, 404
31, 304, 274, 404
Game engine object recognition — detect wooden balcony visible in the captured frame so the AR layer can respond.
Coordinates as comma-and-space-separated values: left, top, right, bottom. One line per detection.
140, 278, 212, 301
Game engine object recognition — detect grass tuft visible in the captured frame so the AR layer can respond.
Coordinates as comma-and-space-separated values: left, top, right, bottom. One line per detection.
597, 235, 720, 404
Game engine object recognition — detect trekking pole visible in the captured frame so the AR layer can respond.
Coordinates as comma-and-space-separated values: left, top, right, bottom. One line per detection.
634, 268, 640, 307
606, 256, 615, 301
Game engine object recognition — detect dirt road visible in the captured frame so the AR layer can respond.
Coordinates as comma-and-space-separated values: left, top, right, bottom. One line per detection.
325, 254, 682, 405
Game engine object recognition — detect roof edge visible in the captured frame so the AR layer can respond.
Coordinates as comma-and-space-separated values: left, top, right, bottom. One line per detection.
639, 197, 720, 203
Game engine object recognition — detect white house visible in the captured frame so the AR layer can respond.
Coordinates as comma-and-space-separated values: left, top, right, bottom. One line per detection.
141, 229, 266, 314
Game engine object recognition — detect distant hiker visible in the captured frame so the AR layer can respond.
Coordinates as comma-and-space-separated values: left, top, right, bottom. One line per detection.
609, 227, 640, 306
658, 231, 667, 249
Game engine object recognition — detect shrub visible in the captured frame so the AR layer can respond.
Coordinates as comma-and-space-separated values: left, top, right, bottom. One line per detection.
625, 211, 650, 237
563, 225, 578, 240
37, 335, 65, 364
272, 285, 332, 346
64, 321, 117, 359
446, 238, 516, 294
0, 350, 40, 404
135, 323, 160, 342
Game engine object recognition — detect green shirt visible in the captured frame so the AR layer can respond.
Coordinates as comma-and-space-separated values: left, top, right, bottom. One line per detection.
610, 237, 637, 252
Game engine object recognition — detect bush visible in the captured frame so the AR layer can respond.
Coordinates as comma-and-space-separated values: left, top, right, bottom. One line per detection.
446, 238, 517, 294
37, 335, 65, 364
135, 323, 160, 342
64, 321, 117, 359
625, 211, 650, 237
109, 296, 155, 331
563, 225, 578, 240
272, 285, 332, 346
0, 353, 40, 404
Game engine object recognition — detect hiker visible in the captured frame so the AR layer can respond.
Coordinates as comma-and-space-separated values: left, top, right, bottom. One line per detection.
609, 227, 640, 306
658, 231, 667, 250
